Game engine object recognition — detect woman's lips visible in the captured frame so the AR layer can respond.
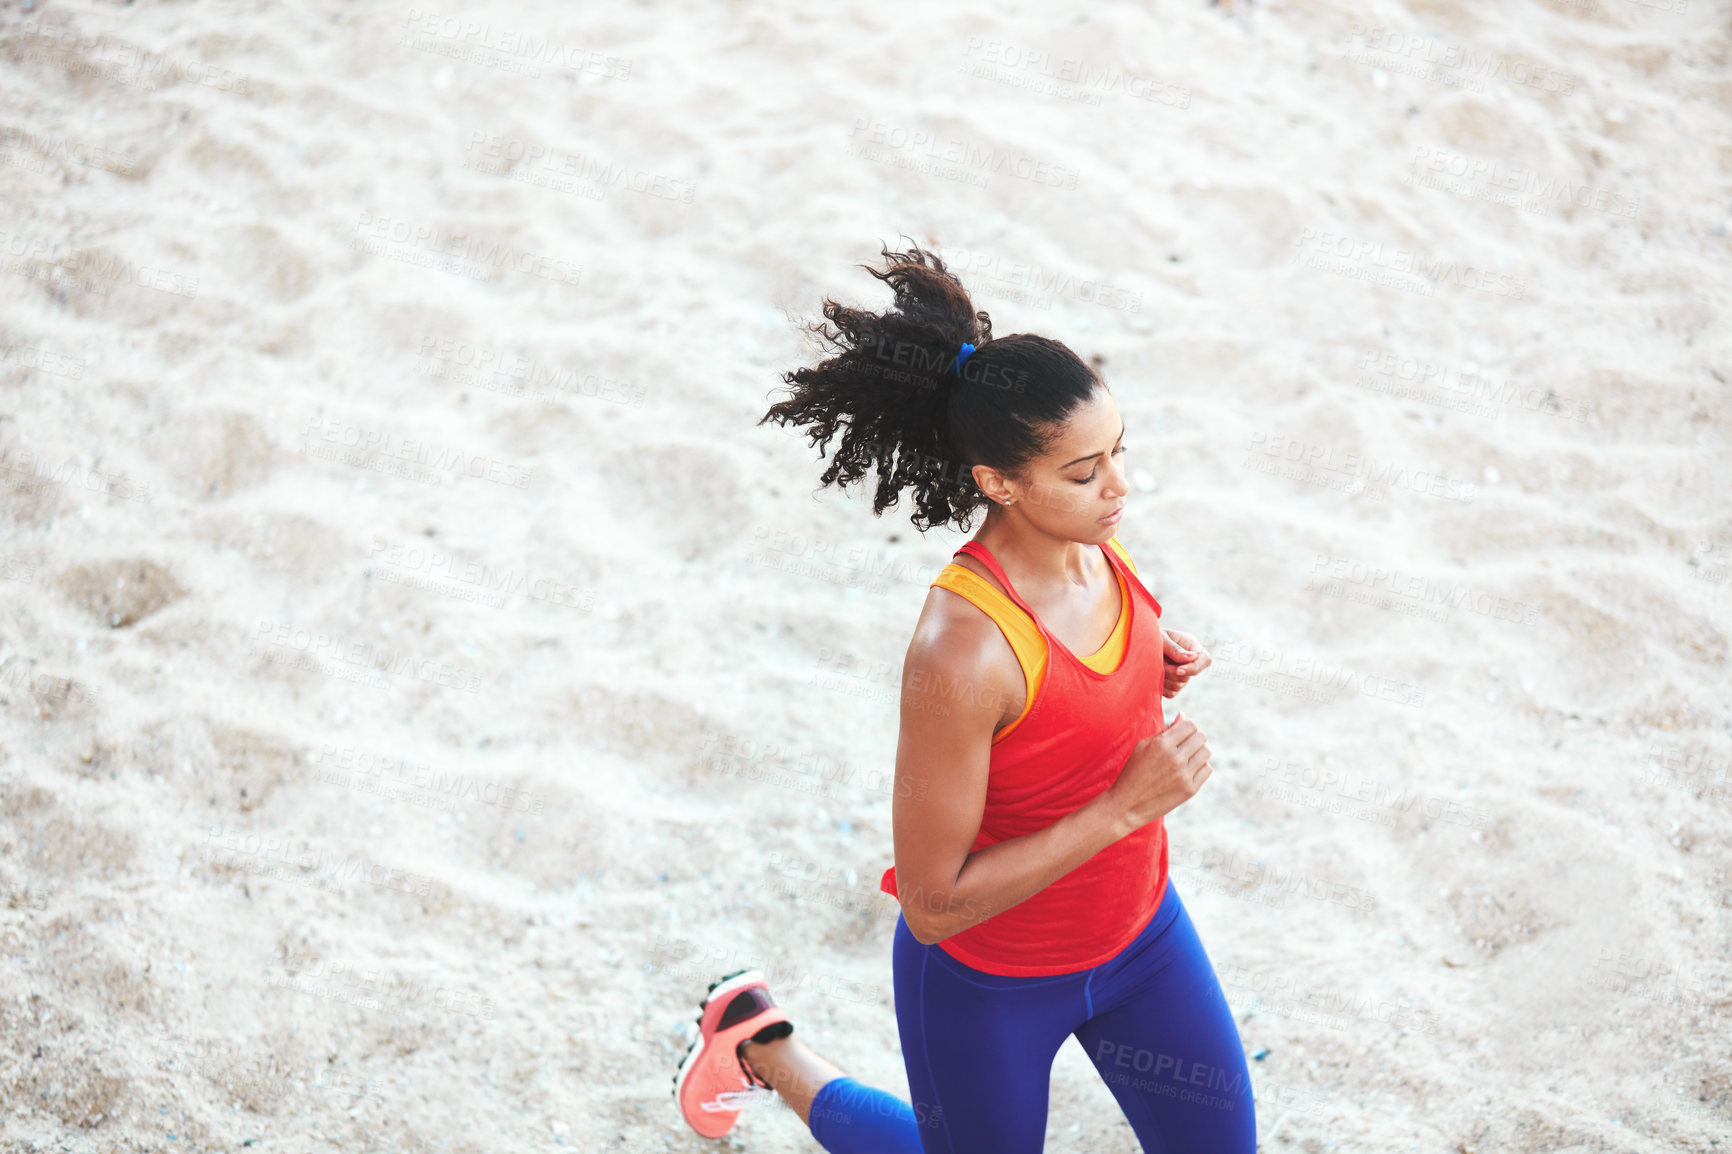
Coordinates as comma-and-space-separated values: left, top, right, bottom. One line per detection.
1099, 506, 1124, 524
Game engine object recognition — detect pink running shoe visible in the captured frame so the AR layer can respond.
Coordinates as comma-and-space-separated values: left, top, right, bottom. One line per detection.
673, 969, 793, 1139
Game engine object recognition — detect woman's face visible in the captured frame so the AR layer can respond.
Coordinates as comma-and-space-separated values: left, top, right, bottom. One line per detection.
977, 387, 1130, 543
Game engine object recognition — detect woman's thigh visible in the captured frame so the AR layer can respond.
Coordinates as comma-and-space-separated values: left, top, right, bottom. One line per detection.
892, 918, 1082, 1154
1073, 887, 1257, 1153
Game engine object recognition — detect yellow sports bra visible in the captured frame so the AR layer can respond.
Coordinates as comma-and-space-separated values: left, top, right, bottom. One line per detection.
931, 537, 1139, 744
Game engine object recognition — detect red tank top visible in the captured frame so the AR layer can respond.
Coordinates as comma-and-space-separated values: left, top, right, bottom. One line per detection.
879, 539, 1170, 976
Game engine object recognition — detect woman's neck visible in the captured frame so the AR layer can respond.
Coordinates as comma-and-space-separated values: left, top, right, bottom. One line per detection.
973, 510, 1102, 594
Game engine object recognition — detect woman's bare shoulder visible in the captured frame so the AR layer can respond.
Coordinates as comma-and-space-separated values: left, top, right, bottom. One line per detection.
912, 578, 1002, 655
905, 571, 1023, 697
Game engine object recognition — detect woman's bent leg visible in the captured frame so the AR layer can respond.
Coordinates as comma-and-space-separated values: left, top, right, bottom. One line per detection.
1073, 885, 1257, 1154
807, 1076, 922, 1154
742, 1034, 921, 1153
739, 1034, 846, 1126
893, 916, 1083, 1154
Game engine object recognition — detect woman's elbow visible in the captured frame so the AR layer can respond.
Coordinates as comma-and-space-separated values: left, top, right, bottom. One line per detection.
900, 907, 951, 946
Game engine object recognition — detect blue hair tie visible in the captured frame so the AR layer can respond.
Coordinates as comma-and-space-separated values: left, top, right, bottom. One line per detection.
950, 342, 976, 375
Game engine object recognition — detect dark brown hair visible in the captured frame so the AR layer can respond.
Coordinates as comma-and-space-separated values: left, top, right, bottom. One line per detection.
759, 242, 1103, 532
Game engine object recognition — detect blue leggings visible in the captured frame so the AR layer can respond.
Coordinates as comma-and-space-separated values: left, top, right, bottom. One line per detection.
806, 883, 1255, 1153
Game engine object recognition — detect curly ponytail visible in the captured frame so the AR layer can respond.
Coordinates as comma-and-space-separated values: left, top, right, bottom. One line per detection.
759, 242, 1103, 533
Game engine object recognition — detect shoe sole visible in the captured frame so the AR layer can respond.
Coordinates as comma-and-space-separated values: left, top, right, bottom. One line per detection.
672, 968, 767, 1128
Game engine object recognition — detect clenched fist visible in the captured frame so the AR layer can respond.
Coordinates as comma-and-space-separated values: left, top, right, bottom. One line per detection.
1105, 711, 1212, 832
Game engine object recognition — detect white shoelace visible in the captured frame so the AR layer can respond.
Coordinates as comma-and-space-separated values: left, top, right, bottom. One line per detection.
701, 1087, 779, 1112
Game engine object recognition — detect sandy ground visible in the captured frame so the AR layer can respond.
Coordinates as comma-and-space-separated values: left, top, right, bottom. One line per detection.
0, 0, 1729, 1151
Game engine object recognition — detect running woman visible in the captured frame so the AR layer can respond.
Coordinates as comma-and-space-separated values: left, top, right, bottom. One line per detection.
674, 244, 1254, 1153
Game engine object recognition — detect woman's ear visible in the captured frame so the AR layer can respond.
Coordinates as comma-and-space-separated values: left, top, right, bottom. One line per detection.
970, 463, 1013, 505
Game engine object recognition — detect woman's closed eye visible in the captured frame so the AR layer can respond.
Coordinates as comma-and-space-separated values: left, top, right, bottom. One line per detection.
1074, 444, 1126, 484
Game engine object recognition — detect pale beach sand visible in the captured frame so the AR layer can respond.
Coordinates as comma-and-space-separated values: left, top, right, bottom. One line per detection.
0, 1, 1728, 1152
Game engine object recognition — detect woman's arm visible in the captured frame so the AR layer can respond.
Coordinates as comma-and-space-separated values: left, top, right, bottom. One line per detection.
890, 604, 1213, 946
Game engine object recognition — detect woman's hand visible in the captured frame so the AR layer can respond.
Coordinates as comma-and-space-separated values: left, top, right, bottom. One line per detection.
1105, 711, 1212, 832
1161, 628, 1211, 698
